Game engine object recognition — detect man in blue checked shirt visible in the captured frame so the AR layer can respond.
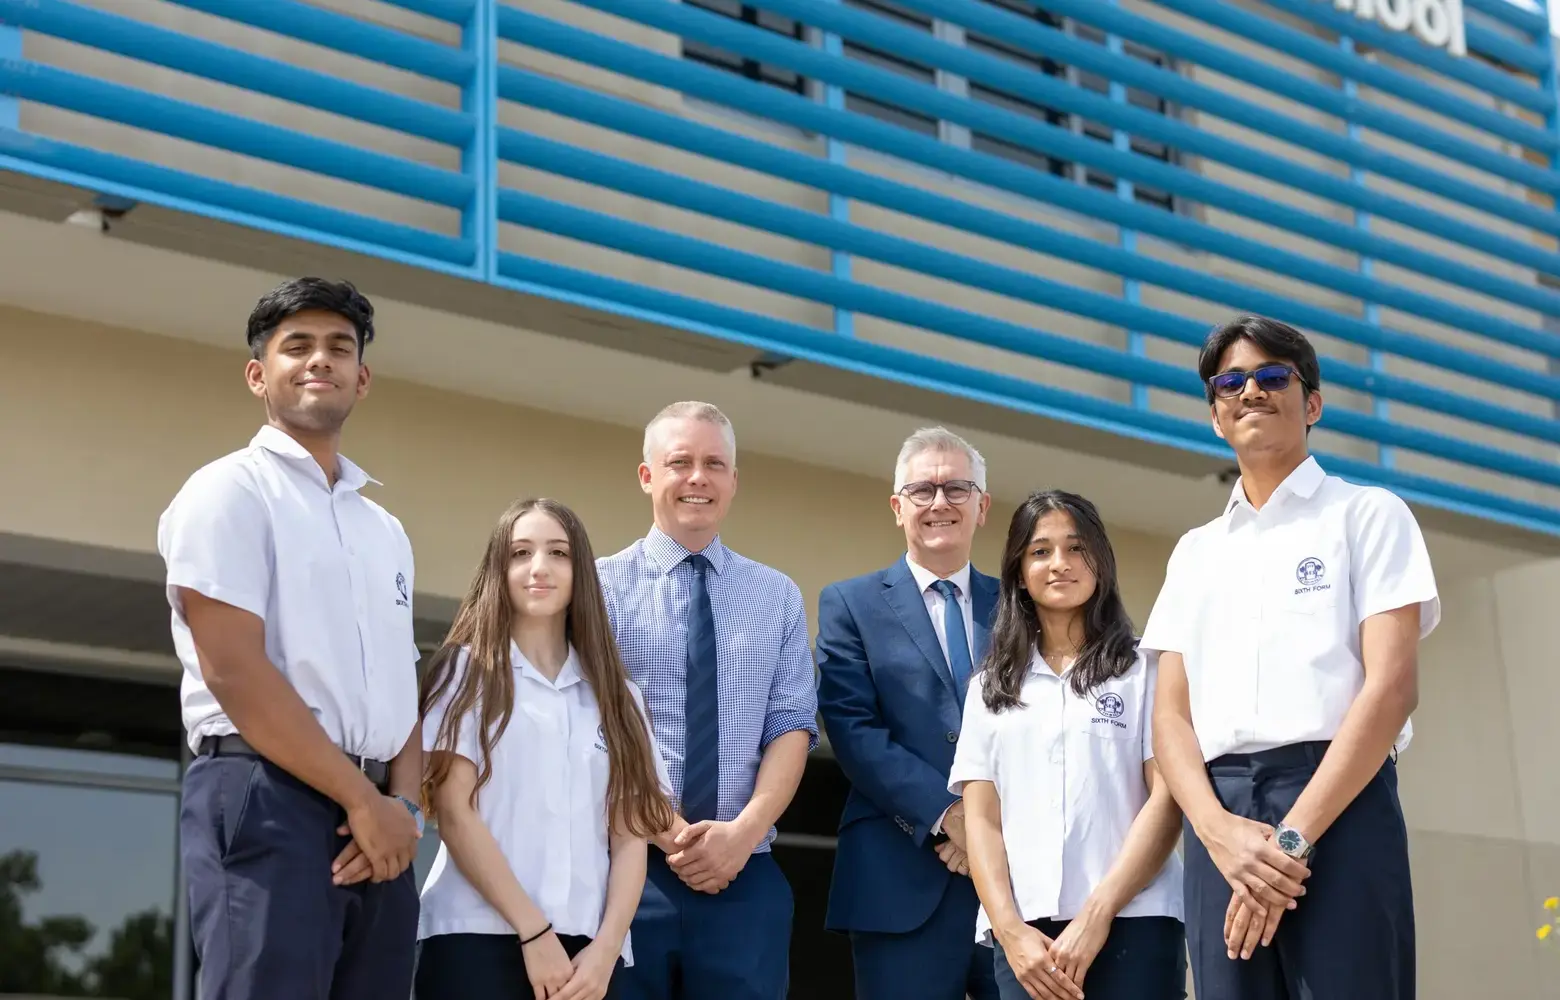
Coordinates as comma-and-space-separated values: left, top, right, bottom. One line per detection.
598, 400, 819, 1000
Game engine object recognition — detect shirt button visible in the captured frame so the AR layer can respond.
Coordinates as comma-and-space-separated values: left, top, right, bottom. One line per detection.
945, 731, 957, 743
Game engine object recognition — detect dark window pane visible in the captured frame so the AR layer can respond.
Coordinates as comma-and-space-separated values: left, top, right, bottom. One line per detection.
971, 131, 1070, 176
846, 92, 939, 135
680, 2, 808, 94
0, 746, 178, 1000
844, 0, 932, 30
840, 0, 938, 135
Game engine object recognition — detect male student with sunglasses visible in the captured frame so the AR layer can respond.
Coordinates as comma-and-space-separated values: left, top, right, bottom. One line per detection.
1139, 314, 1440, 1000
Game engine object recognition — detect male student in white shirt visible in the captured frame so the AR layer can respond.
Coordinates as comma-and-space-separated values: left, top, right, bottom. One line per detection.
1141, 314, 1439, 1000
157, 278, 425, 1000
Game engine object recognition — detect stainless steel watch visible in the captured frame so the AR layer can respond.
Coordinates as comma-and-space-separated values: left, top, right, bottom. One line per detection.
393, 794, 426, 838
1274, 822, 1313, 860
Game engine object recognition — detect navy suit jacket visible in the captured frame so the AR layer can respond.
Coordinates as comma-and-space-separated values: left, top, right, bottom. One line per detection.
815, 556, 998, 935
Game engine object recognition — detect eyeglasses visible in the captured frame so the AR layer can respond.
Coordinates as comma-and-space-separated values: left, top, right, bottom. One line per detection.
898, 479, 980, 506
1206, 364, 1308, 399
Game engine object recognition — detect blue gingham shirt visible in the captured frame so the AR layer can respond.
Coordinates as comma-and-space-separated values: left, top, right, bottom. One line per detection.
598, 527, 820, 852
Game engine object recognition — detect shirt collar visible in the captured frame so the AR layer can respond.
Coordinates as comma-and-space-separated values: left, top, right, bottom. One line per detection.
1026, 643, 1071, 680
644, 524, 729, 576
1223, 455, 1325, 526
251, 424, 378, 492
905, 555, 972, 598
510, 640, 583, 690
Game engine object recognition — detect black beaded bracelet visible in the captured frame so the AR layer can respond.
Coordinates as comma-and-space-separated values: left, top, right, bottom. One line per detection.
519, 923, 553, 947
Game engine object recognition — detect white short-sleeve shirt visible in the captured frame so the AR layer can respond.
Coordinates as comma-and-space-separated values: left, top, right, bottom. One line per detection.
417, 642, 669, 964
1138, 457, 1440, 762
948, 647, 1183, 943
157, 425, 420, 760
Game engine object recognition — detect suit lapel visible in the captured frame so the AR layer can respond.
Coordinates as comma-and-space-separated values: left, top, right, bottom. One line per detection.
881, 558, 959, 704
970, 569, 998, 665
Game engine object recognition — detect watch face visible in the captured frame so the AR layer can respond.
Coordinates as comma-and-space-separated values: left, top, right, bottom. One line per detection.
1278, 829, 1302, 853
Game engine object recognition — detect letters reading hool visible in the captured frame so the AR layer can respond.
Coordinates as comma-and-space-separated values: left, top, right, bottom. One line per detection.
1333, 0, 1467, 56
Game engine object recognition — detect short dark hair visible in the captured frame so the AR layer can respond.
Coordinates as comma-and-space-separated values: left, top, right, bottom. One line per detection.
245, 277, 376, 360
1197, 314, 1321, 404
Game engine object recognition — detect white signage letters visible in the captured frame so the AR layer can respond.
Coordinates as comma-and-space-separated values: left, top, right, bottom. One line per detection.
1334, 0, 1468, 57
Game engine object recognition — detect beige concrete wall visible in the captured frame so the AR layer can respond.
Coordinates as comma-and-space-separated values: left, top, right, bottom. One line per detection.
6, 302, 1560, 996
0, 305, 1175, 614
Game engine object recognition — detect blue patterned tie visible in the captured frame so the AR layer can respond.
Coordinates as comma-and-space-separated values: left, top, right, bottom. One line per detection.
932, 579, 973, 699
682, 553, 720, 823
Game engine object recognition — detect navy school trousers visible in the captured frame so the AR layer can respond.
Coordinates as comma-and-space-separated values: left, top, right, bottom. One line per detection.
180, 752, 419, 1000
415, 931, 597, 999
608, 846, 793, 1000
848, 872, 999, 1000
1183, 740, 1414, 1000
992, 915, 1185, 1000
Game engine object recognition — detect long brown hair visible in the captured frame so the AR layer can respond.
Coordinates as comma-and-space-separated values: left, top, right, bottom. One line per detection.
419, 498, 673, 838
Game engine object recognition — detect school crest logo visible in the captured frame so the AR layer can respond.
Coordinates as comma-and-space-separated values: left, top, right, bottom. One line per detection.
1296, 557, 1325, 586
394, 572, 409, 608
594, 724, 608, 753
1095, 692, 1124, 719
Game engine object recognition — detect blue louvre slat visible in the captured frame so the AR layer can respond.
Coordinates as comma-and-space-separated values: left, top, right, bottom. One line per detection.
1463, 12, 1552, 72
379, 0, 475, 23
1466, 0, 1549, 34
1257, 0, 1552, 111
496, 252, 1560, 536
158, 0, 473, 85
1149, 0, 1555, 152
0, 0, 1552, 536
592, 0, 1560, 319
0, 59, 473, 207
502, 66, 1560, 406
462, 0, 497, 280
924, 0, 1558, 176
495, 184, 1560, 489
0, 19, 15, 131
501, 7, 1560, 354
0, 127, 476, 265
764, 0, 1560, 256
499, 124, 1560, 444
2, 0, 474, 147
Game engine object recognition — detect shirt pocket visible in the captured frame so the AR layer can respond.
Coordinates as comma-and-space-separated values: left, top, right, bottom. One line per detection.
1074, 685, 1139, 742
1275, 544, 1347, 616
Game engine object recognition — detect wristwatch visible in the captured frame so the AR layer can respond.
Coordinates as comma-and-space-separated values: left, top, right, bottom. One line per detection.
393, 794, 426, 837
1274, 822, 1313, 860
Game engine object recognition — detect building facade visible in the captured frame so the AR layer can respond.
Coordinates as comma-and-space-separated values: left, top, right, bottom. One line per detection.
1, 0, 1558, 996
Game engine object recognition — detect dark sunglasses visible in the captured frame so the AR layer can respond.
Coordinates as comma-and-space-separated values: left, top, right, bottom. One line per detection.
898, 479, 980, 506
1207, 364, 1309, 399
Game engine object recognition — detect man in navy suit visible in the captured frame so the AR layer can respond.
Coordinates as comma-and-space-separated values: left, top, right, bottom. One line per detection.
816, 426, 1001, 1000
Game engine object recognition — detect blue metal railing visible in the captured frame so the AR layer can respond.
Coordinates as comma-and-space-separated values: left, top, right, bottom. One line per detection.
0, 0, 1557, 535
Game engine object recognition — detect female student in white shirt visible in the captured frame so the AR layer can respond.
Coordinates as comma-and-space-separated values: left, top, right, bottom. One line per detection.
951, 490, 1186, 1000
413, 497, 673, 1000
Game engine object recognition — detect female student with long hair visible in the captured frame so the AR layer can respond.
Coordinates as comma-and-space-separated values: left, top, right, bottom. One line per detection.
950, 490, 1185, 1000
413, 498, 673, 1000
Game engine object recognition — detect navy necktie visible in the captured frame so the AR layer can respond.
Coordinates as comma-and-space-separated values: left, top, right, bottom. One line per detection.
682, 553, 720, 823
931, 579, 973, 699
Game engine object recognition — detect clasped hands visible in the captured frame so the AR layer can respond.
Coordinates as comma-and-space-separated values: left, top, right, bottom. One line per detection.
663, 816, 759, 894
935, 800, 971, 876
1205, 815, 1311, 961
330, 791, 421, 886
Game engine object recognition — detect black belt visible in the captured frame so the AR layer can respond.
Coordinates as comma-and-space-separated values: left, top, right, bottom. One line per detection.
197, 734, 391, 790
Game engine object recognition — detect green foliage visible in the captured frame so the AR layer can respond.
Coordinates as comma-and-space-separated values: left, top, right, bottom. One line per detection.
0, 849, 173, 1000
